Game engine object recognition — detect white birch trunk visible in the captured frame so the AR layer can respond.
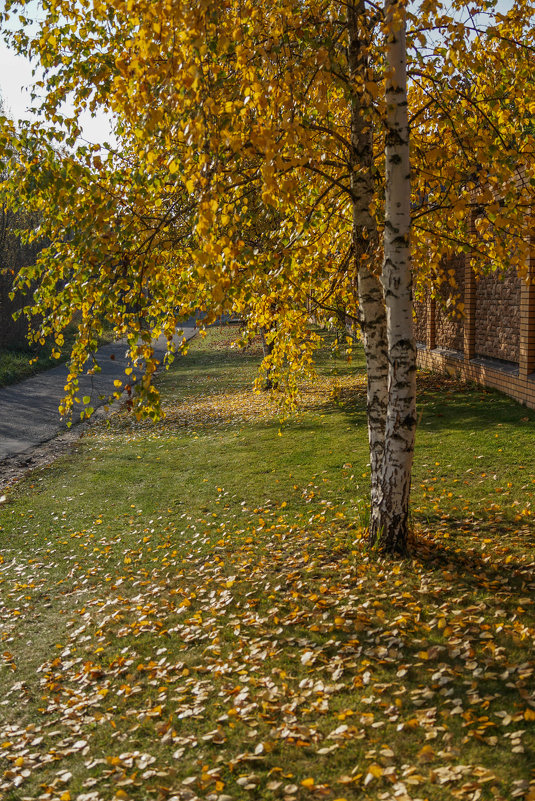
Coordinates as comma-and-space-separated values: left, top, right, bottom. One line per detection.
347, 0, 389, 515
369, 0, 416, 553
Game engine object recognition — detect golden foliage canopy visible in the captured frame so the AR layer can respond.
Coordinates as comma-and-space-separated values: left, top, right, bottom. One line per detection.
0, 0, 533, 414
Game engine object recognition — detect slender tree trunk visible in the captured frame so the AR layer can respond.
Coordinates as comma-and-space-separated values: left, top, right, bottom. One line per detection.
347, 0, 389, 516
369, 0, 416, 554
260, 326, 276, 390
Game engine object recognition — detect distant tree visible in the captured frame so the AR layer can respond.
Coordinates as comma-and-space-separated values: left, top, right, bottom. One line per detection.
0, 92, 46, 349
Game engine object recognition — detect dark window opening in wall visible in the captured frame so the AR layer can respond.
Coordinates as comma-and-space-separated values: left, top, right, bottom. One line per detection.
432, 346, 464, 361
471, 354, 519, 376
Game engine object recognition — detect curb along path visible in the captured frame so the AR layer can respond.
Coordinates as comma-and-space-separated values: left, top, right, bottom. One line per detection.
0, 328, 196, 462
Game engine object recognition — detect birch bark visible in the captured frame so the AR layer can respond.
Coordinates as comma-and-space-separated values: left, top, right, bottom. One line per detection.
369, 0, 416, 553
347, 0, 389, 516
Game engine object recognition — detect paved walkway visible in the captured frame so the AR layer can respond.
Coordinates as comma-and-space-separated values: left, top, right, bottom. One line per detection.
0, 329, 196, 460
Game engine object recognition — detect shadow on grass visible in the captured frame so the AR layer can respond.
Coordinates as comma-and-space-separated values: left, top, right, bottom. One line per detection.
414, 530, 533, 595
417, 372, 535, 428
165, 333, 535, 437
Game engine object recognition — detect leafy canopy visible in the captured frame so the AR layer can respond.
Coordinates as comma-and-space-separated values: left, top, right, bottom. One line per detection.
0, 0, 533, 415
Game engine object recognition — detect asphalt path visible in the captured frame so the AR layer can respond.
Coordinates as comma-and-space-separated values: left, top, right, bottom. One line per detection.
0, 328, 196, 460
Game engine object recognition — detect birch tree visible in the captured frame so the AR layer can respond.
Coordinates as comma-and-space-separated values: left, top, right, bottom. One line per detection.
1, 0, 533, 553
369, 0, 415, 552
347, 0, 389, 545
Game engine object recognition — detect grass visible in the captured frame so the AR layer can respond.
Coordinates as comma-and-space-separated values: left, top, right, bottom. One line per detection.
0, 343, 62, 387
0, 324, 115, 388
0, 327, 534, 801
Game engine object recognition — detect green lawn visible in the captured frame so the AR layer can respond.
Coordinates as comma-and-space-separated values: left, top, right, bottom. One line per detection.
0, 328, 534, 801
0, 343, 63, 387
0, 324, 115, 388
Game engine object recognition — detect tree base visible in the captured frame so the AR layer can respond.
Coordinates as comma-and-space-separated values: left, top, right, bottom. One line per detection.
368, 513, 409, 556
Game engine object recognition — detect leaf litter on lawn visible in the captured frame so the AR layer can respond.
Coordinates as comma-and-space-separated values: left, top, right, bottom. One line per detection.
0, 329, 534, 801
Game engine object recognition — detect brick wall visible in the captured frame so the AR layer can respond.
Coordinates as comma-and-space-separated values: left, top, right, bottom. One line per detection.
413, 295, 427, 344
474, 268, 521, 363
414, 254, 535, 409
417, 347, 535, 409
435, 256, 465, 352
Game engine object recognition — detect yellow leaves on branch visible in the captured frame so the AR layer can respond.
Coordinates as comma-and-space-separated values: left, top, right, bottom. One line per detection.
1, 0, 533, 416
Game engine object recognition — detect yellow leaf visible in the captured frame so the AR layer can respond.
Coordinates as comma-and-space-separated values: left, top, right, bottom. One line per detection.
368, 763, 383, 778
301, 778, 315, 788
365, 81, 380, 98
60, 793, 71, 801
417, 744, 435, 763
524, 708, 535, 721
113, 379, 122, 387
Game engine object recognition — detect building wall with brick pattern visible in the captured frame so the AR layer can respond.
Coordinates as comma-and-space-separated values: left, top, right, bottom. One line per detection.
414, 253, 534, 409
413, 295, 427, 344
474, 268, 521, 363
435, 256, 465, 353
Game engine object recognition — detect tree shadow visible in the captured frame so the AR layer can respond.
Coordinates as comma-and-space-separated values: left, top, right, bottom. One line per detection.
412, 529, 533, 597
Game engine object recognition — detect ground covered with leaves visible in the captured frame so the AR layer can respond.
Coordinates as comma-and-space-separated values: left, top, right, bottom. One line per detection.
1, 329, 534, 801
